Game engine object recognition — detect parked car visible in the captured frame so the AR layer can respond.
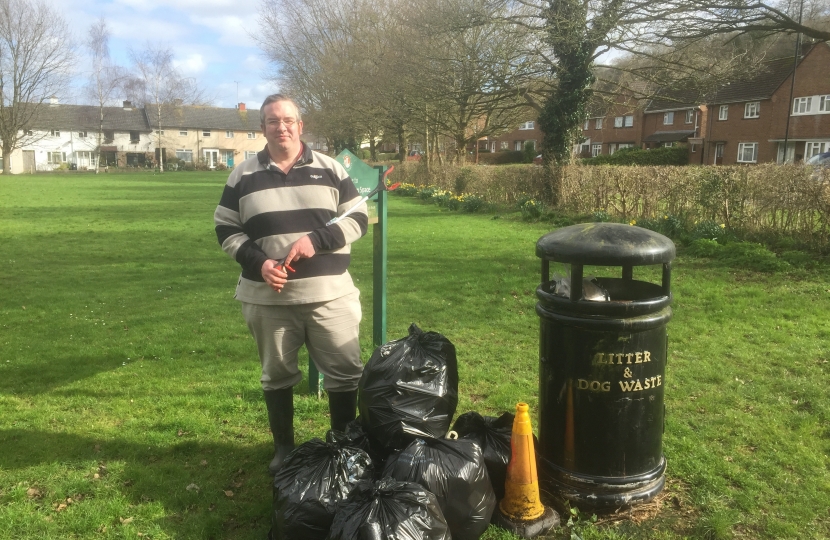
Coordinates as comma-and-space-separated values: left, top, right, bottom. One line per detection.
533, 154, 543, 165
406, 150, 422, 162
807, 152, 830, 181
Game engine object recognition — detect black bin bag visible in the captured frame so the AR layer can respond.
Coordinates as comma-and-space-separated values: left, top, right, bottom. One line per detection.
327, 477, 450, 540
358, 324, 459, 452
383, 437, 496, 540
271, 431, 374, 540
451, 411, 514, 499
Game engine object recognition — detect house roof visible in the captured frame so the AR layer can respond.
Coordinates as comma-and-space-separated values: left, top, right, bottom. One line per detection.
152, 105, 262, 131
645, 90, 704, 113
709, 56, 796, 105
26, 103, 151, 131
643, 130, 696, 143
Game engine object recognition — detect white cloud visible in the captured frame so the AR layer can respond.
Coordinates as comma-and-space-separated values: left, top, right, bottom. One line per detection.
173, 53, 207, 75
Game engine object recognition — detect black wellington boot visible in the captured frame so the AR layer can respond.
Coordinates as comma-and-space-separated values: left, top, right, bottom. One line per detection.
263, 387, 295, 475
328, 389, 357, 433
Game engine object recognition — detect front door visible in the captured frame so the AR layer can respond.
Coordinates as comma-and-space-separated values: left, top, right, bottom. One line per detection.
203, 149, 219, 169
23, 150, 35, 173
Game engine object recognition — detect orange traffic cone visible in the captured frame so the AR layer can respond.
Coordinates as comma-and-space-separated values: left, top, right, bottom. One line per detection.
493, 402, 559, 538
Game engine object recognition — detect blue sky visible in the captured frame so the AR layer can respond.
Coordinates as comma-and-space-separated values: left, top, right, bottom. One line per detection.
51, 0, 276, 110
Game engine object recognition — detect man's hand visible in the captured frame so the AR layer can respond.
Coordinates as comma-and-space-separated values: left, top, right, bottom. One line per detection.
261, 259, 289, 292
283, 235, 316, 268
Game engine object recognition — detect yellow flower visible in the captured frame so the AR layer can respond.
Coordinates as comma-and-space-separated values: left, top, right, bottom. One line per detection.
629, 219, 637, 226
663, 215, 668, 219
720, 223, 726, 228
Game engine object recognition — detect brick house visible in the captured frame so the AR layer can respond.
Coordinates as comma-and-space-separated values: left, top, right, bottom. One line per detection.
702, 43, 830, 165
486, 120, 543, 154
640, 91, 706, 163
580, 91, 647, 157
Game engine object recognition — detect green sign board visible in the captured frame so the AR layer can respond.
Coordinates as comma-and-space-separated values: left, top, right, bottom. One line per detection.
336, 149, 380, 200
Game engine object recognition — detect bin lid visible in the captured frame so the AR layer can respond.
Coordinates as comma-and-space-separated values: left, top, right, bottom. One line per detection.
536, 223, 675, 266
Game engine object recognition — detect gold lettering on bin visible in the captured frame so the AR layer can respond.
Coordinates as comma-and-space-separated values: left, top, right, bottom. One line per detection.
577, 379, 611, 392
618, 375, 662, 392
592, 350, 654, 365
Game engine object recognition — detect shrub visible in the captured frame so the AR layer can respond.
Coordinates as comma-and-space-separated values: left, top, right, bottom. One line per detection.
460, 194, 486, 212
454, 167, 474, 195
523, 142, 537, 164
517, 196, 545, 220
583, 146, 688, 166
215, 163, 228, 171
691, 220, 728, 243
476, 151, 524, 165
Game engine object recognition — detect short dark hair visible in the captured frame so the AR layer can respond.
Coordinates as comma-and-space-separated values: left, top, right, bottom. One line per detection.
260, 94, 302, 125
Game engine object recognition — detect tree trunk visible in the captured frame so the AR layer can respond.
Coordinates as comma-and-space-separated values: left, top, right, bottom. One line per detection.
3, 142, 11, 174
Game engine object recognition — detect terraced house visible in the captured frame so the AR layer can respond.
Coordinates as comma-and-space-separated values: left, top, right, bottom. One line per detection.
5, 99, 153, 172
150, 102, 263, 169
1, 101, 284, 173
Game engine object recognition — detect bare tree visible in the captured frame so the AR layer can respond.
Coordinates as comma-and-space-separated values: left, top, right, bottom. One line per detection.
0, 0, 73, 174
127, 43, 206, 172
653, 0, 829, 43
86, 17, 125, 173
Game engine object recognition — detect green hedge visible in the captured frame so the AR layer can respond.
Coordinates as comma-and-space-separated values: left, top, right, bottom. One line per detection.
475, 151, 524, 165
582, 145, 688, 166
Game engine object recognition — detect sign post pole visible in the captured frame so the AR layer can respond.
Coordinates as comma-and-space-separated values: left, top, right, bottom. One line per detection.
372, 165, 389, 347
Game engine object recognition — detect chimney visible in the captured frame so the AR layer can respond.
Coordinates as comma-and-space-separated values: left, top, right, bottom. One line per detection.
123, 100, 132, 110
238, 103, 246, 111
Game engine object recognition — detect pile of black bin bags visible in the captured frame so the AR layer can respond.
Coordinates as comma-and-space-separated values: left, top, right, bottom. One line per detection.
269, 324, 518, 540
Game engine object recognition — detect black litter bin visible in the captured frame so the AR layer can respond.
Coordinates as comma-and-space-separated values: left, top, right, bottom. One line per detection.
535, 223, 675, 507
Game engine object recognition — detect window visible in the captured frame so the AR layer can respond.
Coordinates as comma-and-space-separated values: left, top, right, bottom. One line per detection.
519, 121, 534, 130
202, 129, 211, 137
591, 144, 602, 157
820, 95, 830, 112
245, 151, 258, 160
225, 130, 233, 138
158, 130, 165, 136
78, 131, 87, 138
129, 131, 140, 143
500, 141, 508, 150
514, 141, 523, 151
179, 129, 188, 136
744, 101, 760, 118
663, 112, 674, 125
25, 130, 33, 136
595, 118, 603, 129
624, 115, 633, 127
50, 129, 60, 137
806, 142, 829, 159
719, 105, 728, 120
691, 143, 697, 153
685, 110, 694, 124
613, 116, 632, 128
47, 152, 65, 164
176, 149, 193, 162
715, 143, 725, 159
247, 132, 256, 139
103, 131, 114, 144
618, 143, 634, 150
583, 119, 589, 130
614, 116, 623, 128
793, 97, 812, 114
737, 142, 758, 163
663, 142, 674, 148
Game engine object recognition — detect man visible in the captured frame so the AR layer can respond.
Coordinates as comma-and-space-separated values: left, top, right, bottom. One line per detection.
214, 94, 368, 474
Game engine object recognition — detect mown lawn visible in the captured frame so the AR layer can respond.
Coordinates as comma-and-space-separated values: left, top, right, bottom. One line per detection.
0, 171, 828, 540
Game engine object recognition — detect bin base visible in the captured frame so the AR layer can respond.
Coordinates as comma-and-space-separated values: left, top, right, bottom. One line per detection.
539, 456, 666, 508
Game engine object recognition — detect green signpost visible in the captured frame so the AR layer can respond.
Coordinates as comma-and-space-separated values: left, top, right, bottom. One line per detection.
306, 150, 391, 396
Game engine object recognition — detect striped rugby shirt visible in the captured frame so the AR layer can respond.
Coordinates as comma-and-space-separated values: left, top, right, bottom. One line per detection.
214, 144, 368, 305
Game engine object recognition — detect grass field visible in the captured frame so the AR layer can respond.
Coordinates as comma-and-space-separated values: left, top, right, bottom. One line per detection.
0, 171, 828, 540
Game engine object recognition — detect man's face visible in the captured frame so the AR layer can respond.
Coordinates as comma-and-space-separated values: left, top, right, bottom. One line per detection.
261, 100, 303, 155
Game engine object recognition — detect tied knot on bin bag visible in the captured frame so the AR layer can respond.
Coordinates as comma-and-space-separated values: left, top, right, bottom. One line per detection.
328, 477, 451, 540
383, 437, 496, 540
358, 324, 459, 452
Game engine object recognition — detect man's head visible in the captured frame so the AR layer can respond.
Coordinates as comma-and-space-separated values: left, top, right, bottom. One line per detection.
260, 94, 304, 159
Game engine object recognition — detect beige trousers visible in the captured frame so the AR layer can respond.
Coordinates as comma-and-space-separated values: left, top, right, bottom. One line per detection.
241, 290, 363, 391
